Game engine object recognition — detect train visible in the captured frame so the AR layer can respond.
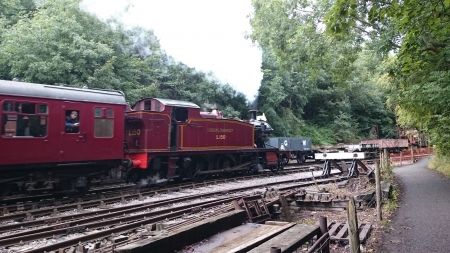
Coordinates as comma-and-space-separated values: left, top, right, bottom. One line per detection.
0, 79, 423, 199
0, 80, 286, 198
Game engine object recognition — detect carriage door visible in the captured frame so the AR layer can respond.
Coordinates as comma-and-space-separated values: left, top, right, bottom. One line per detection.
60, 102, 87, 162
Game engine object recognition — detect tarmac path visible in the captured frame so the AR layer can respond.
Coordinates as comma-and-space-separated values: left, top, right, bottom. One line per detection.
379, 157, 450, 253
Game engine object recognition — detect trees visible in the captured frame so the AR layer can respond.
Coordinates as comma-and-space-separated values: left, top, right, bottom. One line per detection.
0, 0, 248, 118
325, 0, 450, 153
249, 0, 396, 144
0, 0, 116, 86
0, 0, 36, 79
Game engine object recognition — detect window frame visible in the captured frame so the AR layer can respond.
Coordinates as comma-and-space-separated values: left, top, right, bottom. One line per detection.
64, 110, 80, 134
93, 107, 114, 138
2, 100, 49, 138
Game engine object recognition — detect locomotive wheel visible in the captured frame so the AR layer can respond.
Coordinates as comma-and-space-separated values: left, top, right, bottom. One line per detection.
0, 183, 12, 199
127, 169, 143, 185
188, 156, 209, 181
270, 155, 284, 172
217, 155, 234, 177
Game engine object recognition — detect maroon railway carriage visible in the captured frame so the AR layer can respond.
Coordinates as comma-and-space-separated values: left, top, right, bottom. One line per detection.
0, 80, 126, 195
123, 98, 280, 183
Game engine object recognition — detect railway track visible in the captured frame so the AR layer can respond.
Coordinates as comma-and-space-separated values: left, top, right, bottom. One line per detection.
0, 168, 346, 252
0, 162, 326, 214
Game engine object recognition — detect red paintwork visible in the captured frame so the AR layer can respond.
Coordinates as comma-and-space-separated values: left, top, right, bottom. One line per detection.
265, 152, 278, 166
125, 111, 171, 151
179, 117, 254, 150
124, 98, 254, 152
360, 139, 409, 149
0, 96, 125, 166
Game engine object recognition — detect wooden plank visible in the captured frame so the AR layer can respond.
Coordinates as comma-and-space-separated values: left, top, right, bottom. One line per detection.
359, 223, 372, 242
248, 224, 320, 253
211, 223, 295, 253
327, 222, 341, 237
332, 224, 348, 240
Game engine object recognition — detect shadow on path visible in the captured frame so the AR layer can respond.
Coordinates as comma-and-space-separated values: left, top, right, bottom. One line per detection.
379, 157, 450, 253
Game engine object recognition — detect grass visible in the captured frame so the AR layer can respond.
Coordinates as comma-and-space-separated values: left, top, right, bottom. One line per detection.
297, 218, 316, 225
428, 155, 450, 177
383, 185, 399, 213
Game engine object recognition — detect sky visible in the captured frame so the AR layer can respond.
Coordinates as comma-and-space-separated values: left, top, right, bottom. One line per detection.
81, 0, 263, 101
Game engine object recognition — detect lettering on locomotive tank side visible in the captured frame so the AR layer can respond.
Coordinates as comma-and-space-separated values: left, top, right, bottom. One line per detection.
128, 129, 141, 136
216, 135, 226, 140
207, 128, 233, 132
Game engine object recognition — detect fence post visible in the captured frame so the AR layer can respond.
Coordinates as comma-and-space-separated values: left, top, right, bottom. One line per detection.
279, 195, 292, 222
375, 161, 382, 221
383, 148, 389, 169
400, 151, 403, 166
347, 198, 360, 253
411, 148, 415, 162
319, 216, 329, 253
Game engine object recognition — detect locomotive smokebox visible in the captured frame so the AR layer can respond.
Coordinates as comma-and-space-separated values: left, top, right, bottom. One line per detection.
249, 110, 257, 120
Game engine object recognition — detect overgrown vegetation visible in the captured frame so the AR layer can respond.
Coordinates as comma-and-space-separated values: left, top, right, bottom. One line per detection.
384, 185, 399, 213
249, 0, 397, 146
0, 0, 248, 118
248, 0, 450, 158
428, 156, 450, 178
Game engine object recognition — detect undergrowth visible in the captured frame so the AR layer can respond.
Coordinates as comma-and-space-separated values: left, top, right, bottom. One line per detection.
381, 161, 399, 214
384, 185, 399, 213
428, 155, 450, 177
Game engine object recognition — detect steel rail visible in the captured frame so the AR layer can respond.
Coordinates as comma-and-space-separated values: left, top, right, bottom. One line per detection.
0, 166, 325, 223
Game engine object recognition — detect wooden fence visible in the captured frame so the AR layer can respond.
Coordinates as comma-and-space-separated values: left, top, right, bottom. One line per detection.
390, 147, 434, 166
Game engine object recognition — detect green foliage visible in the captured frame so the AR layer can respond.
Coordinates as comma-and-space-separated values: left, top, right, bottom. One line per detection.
429, 155, 450, 178
0, 0, 115, 85
0, 0, 248, 118
250, 1, 396, 144
384, 186, 399, 213
325, 0, 450, 154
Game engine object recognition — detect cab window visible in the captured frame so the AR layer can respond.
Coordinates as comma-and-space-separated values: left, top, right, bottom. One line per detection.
94, 107, 114, 138
2, 101, 48, 138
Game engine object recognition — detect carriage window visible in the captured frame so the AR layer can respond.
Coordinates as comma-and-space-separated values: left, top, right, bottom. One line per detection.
3, 101, 14, 112
106, 108, 114, 118
2, 101, 48, 138
21, 103, 36, 114
65, 110, 80, 134
39, 104, 48, 114
94, 107, 102, 117
94, 107, 114, 138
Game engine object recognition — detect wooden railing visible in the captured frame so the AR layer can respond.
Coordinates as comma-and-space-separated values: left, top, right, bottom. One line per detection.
390, 147, 434, 166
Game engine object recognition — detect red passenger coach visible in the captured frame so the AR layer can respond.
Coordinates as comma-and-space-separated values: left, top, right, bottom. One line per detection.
123, 98, 279, 183
0, 80, 126, 195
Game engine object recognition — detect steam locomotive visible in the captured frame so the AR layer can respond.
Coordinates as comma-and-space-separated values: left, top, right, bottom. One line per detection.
0, 80, 282, 198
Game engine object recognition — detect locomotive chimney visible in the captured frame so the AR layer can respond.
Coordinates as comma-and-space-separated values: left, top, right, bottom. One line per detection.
249, 110, 257, 120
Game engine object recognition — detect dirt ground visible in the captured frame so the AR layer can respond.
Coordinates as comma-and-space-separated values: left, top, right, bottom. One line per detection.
274, 177, 394, 253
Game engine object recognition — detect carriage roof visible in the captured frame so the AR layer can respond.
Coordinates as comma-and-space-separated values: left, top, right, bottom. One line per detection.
0, 80, 126, 105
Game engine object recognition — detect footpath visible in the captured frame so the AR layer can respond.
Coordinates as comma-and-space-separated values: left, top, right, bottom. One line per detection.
379, 157, 450, 253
